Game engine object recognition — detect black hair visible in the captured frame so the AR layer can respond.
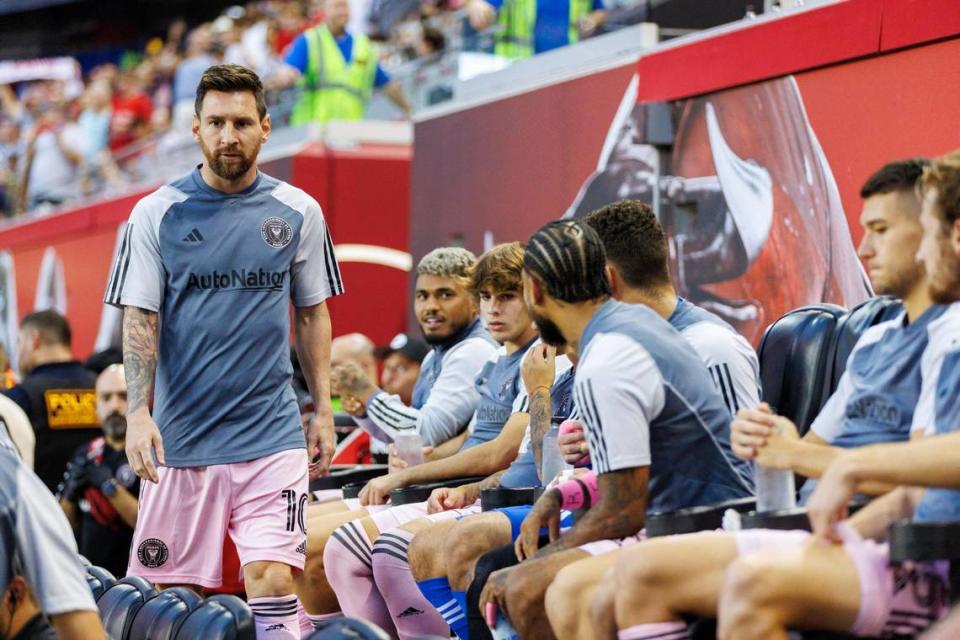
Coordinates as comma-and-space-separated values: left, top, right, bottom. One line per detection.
860, 158, 929, 199
584, 199, 671, 290
21, 309, 71, 348
524, 220, 611, 303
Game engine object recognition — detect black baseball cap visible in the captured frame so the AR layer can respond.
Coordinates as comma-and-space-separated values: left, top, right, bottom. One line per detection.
375, 333, 429, 363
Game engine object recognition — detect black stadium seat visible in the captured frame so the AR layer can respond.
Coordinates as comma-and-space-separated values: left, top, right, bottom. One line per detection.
307, 616, 392, 639
127, 587, 203, 640
757, 303, 846, 435
175, 593, 254, 640
97, 576, 158, 640
85, 565, 117, 602
827, 295, 903, 392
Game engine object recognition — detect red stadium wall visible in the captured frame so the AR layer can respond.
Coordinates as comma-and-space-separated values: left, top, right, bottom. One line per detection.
410, 0, 960, 344
0, 142, 411, 361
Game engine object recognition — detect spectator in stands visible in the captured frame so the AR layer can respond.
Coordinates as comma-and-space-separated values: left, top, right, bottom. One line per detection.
556, 158, 950, 640
171, 24, 215, 131
707, 150, 960, 640
376, 332, 429, 406
286, 0, 412, 124
108, 69, 153, 153
0, 430, 105, 639
465, 0, 607, 59
58, 364, 139, 579
2, 310, 99, 493
17, 102, 83, 212
0, 116, 19, 217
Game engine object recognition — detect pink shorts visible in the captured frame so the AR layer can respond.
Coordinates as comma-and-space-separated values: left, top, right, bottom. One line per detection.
579, 530, 646, 556
732, 527, 950, 637
129, 448, 309, 588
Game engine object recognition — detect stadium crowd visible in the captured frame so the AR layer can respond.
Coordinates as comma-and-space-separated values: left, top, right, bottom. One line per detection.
0, 0, 649, 220
3, 39, 960, 640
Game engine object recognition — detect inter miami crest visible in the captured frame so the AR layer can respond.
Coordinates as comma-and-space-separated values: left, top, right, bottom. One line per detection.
137, 538, 169, 568
261, 217, 293, 248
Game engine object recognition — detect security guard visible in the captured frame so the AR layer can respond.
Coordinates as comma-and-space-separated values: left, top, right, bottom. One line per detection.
466, 0, 606, 59
2, 311, 98, 493
286, 0, 411, 124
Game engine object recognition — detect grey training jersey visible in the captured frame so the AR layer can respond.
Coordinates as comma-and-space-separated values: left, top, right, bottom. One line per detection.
0, 431, 97, 617
669, 298, 761, 415
575, 300, 754, 512
105, 169, 344, 466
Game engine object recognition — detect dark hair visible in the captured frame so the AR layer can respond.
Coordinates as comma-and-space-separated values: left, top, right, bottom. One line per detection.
860, 158, 929, 199
21, 309, 71, 348
524, 220, 611, 303
470, 242, 524, 295
584, 200, 671, 291
194, 64, 267, 120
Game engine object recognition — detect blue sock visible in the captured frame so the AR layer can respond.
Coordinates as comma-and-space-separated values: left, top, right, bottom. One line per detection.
416, 577, 469, 639
451, 590, 469, 639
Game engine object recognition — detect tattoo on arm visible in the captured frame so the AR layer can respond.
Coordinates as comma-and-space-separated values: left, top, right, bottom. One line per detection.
122, 307, 159, 413
529, 387, 552, 481
538, 467, 649, 556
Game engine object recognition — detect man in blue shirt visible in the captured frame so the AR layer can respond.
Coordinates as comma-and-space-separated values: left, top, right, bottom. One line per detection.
284, 0, 411, 123
105, 64, 344, 640
466, 0, 607, 59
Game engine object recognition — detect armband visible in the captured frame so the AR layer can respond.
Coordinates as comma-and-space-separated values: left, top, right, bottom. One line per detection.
556, 471, 599, 510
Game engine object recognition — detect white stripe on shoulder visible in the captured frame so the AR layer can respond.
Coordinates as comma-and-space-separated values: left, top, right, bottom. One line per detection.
135, 184, 189, 229
851, 313, 905, 352
270, 181, 325, 220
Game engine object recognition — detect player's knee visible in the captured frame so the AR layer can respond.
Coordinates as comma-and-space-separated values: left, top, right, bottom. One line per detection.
717, 556, 788, 640
590, 576, 616, 631
544, 565, 582, 633
408, 529, 440, 581
245, 561, 294, 597
444, 522, 487, 586
613, 546, 672, 606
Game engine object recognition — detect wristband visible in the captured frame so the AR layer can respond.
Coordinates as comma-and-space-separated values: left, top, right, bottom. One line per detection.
556, 471, 598, 510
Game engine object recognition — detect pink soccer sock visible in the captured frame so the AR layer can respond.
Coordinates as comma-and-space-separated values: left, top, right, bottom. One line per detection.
371, 529, 451, 639
249, 595, 301, 639
296, 600, 314, 637
323, 520, 398, 637
306, 610, 343, 632
619, 621, 690, 640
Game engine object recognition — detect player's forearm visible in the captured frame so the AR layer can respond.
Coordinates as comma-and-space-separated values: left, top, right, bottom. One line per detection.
528, 386, 551, 480
294, 302, 333, 417
51, 611, 106, 640
401, 434, 515, 485
848, 486, 923, 541
107, 487, 139, 529
835, 433, 960, 490
538, 467, 648, 556
59, 498, 79, 529
122, 307, 158, 415
427, 430, 468, 460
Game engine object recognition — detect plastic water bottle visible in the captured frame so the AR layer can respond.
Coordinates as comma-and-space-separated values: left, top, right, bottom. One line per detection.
541, 422, 572, 486
755, 464, 796, 512
394, 432, 424, 466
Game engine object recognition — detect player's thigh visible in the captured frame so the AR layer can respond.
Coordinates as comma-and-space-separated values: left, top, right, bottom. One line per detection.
308, 500, 354, 517
724, 541, 861, 631
308, 509, 372, 556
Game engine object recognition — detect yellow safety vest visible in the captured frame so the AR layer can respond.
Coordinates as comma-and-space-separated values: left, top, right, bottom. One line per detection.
495, 0, 594, 60
290, 25, 379, 125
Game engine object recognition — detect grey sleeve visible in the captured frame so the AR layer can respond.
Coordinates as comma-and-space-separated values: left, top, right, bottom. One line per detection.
105, 197, 167, 311
14, 465, 97, 615
289, 194, 344, 307
364, 338, 497, 446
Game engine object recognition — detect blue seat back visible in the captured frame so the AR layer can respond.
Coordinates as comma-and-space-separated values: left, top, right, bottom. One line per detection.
175, 594, 254, 640
128, 587, 203, 640
757, 304, 846, 435
85, 565, 117, 602
97, 576, 158, 640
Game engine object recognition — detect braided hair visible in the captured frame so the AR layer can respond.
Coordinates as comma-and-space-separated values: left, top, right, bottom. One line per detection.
524, 220, 611, 303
